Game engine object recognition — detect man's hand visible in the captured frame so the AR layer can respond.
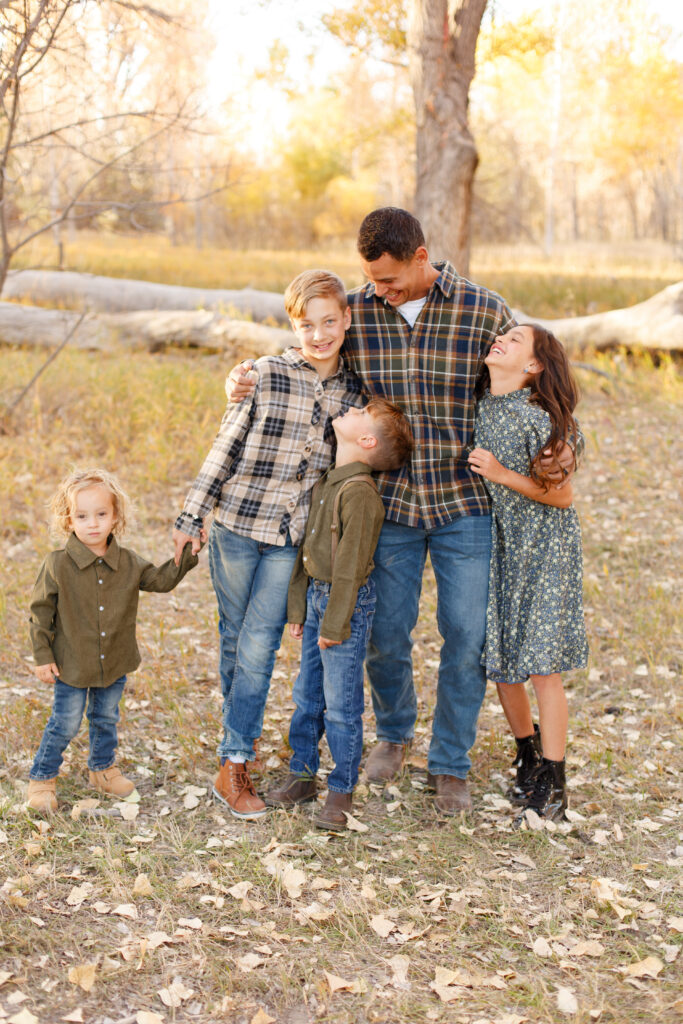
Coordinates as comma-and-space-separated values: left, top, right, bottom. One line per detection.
468, 447, 507, 484
289, 623, 304, 640
226, 360, 258, 403
318, 636, 342, 650
539, 441, 575, 489
173, 527, 206, 566
35, 663, 59, 685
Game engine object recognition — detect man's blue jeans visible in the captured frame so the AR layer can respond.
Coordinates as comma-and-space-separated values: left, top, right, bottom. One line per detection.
288, 579, 376, 793
366, 515, 491, 779
30, 675, 126, 780
208, 521, 298, 762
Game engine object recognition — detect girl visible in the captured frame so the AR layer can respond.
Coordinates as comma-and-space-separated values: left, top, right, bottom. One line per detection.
27, 468, 199, 813
468, 324, 588, 822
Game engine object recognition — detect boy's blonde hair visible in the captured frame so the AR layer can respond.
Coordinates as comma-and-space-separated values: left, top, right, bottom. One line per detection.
49, 468, 132, 541
363, 398, 414, 472
284, 269, 348, 320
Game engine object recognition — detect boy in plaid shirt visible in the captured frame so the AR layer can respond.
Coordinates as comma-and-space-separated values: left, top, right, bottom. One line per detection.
173, 270, 362, 819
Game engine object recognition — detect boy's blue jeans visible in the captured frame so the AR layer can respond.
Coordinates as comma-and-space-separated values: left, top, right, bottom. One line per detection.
366, 515, 491, 779
30, 675, 126, 780
208, 520, 298, 762
288, 578, 376, 793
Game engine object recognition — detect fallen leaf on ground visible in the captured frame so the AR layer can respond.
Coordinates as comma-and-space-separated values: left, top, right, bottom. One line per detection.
112, 903, 137, 919
133, 874, 153, 896
237, 953, 265, 972
68, 962, 97, 992
532, 936, 553, 957
325, 971, 354, 993
8, 1011, 39, 1024
388, 954, 410, 989
624, 956, 663, 979
281, 866, 306, 899
249, 1010, 276, 1024
66, 882, 94, 907
158, 980, 194, 1007
570, 940, 605, 957
93, 902, 111, 914
176, 917, 202, 930
228, 881, 253, 899
136, 1013, 164, 1024
556, 986, 578, 1014
370, 914, 397, 937
0, 972, 13, 986
146, 931, 174, 949
71, 799, 100, 820
344, 812, 369, 832
667, 916, 683, 933
61, 1010, 84, 1022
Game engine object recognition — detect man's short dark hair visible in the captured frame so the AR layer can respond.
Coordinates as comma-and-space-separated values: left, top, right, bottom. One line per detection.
357, 207, 426, 264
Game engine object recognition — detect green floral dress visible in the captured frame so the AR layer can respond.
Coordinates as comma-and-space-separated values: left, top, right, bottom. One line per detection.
474, 388, 589, 685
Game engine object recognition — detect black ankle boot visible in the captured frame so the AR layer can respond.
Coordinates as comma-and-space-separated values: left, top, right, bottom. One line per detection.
518, 757, 567, 822
507, 725, 542, 804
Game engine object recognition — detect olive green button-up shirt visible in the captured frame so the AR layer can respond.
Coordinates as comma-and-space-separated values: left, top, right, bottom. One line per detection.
29, 534, 198, 688
287, 461, 385, 642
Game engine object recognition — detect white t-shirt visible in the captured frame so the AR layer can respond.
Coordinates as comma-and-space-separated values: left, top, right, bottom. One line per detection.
395, 296, 427, 327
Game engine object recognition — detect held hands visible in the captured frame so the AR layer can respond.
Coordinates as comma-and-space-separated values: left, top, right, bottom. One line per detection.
172, 527, 207, 566
468, 447, 507, 484
35, 663, 59, 685
226, 360, 258, 403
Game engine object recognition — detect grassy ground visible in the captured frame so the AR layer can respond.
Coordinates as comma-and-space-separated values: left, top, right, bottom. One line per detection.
0, 343, 680, 1024
9, 231, 683, 317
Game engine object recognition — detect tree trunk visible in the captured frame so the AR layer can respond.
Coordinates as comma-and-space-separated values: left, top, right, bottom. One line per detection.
2, 269, 287, 323
0, 302, 290, 355
514, 281, 683, 352
408, 0, 488, 274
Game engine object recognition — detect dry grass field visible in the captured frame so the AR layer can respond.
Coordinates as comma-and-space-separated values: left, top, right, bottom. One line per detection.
0, 237, 681, 1023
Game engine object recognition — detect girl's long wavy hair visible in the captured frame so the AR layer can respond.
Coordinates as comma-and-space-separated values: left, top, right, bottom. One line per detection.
478, 324, 580, 490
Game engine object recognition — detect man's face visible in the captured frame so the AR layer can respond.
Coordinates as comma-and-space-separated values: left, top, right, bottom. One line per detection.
359, 248, 430, 306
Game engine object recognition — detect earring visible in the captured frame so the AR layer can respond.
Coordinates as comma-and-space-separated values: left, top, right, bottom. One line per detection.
524, 365, 533, 373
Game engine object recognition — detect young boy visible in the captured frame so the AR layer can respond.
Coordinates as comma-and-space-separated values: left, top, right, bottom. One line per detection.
172, 270, 364, 820
265, 398, 413, 830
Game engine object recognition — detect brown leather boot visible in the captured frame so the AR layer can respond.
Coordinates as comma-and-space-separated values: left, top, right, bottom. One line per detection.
27, 778, 58, 813
265, 773, 317, 807
426, 773, 472, 815
313, 790, 353, 831
364, 741, 409, 783
89, 766, 135, 798
213, 761, 266, 819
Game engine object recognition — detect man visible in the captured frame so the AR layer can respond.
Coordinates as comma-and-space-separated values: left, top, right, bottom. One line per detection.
229, 207, 573, 815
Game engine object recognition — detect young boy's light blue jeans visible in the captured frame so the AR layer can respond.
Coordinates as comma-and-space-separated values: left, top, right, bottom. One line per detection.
208, 520, 298, 762
288, 578, 376, 793
30, 675, 126, 780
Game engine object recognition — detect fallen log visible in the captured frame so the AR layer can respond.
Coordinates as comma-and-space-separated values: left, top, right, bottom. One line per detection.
0, 302, 290, 354
2, 269, 287, 323
513, 281, 683, 352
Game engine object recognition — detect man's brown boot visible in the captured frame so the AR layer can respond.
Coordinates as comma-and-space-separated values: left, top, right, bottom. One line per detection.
364, 741, 409, 783
313, 790, 353, 831
213, 761, 267, 820
265, 773, 317, 807
426, 773, 472, 815
89, 766, 135, 798
27, 778, 58, 813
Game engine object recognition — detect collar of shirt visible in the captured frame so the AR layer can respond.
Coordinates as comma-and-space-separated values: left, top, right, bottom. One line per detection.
66, 533, 121, 570
282, 345, 349, 382
358, 259, 458, 305
326, 460, 374, 486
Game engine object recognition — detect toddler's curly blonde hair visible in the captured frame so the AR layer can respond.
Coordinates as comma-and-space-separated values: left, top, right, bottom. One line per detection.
49, 468, 132, 541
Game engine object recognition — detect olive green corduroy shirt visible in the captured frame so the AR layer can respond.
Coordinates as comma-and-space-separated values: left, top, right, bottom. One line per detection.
287, 461, 385, 642
29, 534, 198, 688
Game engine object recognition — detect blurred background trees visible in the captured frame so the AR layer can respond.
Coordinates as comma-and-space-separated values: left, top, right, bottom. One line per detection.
2, 0, 681, 275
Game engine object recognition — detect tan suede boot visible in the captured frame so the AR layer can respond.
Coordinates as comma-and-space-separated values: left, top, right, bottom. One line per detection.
27, 778, 58, 813
89, 766, 135, 798
213, 761, 267, 819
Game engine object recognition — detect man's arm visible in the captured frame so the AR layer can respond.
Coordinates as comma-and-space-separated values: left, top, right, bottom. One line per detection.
468, 448, 574, 508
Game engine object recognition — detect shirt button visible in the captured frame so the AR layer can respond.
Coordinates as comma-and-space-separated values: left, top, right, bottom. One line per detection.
97, 558, 103, 563
99, 606, 104, 611
98, 579, 103, 584
320, 499, 324, 505
100, 655, 105, 660
101, 632, 106, 637
303, 556, 308, 562
311, 529, 315, 534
